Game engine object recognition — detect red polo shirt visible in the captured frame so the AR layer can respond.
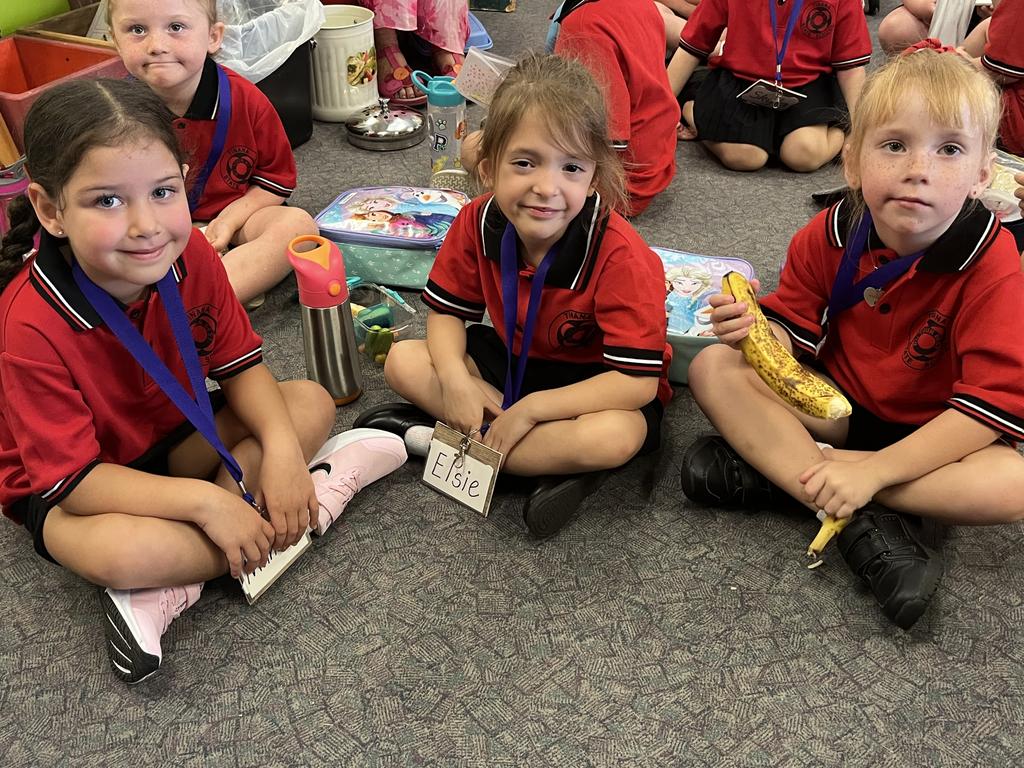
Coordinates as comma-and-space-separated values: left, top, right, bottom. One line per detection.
759, 200, 1024, 441
0, 229, 263, 516
422, 193, 673, 405
680, 0, 871, 87
982, 0, 1024, 154
554, 0, 680, 215
174, 57, 297, 221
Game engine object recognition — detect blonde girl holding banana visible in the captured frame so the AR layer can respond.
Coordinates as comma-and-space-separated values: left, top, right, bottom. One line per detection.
681, 46, 1024, 630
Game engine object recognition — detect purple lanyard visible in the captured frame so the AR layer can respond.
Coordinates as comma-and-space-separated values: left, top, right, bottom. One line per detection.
824, 210, 923, 324
499, 224, 558, 410
768, 0, 805, 87
187, 64, 232, 213
71, 262, 258, 508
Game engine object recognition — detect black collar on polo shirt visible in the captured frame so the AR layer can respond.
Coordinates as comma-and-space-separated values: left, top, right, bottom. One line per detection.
553, 0, 597, 23
479, 192, 609, 291
182, 56, 221, 121
28, 229, 189, 332
825, 196, 1001, 274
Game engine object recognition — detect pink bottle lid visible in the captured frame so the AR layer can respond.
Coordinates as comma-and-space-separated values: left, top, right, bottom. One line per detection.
287, 235, 349, 309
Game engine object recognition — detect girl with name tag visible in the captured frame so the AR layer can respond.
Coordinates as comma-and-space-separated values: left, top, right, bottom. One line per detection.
0, 79, 407, 685
681, 48, 1024, 630
667, 0, 871, 172
368, 54, 673, 539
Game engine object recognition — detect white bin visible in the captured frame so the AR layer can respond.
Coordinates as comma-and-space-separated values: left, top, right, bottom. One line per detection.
311, 6, 377, 122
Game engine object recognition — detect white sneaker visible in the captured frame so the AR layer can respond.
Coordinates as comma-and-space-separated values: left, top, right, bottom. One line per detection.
101, 583, 203, 684
309, 429, 407, 535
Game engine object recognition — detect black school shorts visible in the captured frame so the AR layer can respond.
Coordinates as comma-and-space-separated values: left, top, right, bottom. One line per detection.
693, 68, 848, 155
465, 323, 664, 456
11, 389, 228, 564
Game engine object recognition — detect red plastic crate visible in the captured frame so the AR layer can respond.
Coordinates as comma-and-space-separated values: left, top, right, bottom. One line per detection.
0, 35, 128, 153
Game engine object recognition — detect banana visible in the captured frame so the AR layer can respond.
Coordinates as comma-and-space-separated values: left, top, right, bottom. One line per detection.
722, 271, 852, 420
806, 512, 852, 567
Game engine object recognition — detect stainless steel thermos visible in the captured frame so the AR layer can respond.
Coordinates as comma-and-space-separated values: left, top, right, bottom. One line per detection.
287, 235, 363, 405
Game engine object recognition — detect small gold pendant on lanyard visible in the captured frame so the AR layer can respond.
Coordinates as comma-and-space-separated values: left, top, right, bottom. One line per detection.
863, 287, 884, 307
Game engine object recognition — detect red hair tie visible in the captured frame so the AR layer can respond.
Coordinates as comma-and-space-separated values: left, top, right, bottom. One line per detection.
900, 38, 958, 56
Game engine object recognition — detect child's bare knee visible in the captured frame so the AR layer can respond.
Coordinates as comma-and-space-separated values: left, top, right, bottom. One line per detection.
382, 340, 422, 394
282, 379, 335, 429
282, 206, 318, 236
687, 343, 733, 395
715, 144, 768, 172
780, 132, 831, 172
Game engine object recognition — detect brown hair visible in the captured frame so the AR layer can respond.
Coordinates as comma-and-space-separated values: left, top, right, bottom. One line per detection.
107, 0, 218, 27
0, 78, 186, 293
843, 48, 1001, 219
476, 52, 629, 216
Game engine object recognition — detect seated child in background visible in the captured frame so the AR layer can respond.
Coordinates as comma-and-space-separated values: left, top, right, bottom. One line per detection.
958, 1, 1024, 155
680, 48, 1024, 630
0, 79, 407, 685
359, 54, 673, 539
878, 0, 994, 56
668, 0, 871, 173
108, 0, 318, 305
553, 0, 680, 215
467, 1, 680, 217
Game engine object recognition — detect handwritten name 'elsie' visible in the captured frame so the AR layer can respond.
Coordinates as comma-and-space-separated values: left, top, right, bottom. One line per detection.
429, 449, 482, 497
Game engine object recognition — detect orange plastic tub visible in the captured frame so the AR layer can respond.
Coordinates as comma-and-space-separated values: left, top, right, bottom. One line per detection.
0, 35, 128, 153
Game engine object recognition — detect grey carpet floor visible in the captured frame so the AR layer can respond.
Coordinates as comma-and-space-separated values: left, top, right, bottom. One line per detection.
3, 2, 1024, 766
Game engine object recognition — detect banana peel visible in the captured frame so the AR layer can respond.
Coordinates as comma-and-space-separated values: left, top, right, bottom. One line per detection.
722, 271, 851, 420
806, 511, 851, 568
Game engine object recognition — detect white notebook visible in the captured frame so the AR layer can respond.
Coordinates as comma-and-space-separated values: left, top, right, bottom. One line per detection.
238, 531, 312, 605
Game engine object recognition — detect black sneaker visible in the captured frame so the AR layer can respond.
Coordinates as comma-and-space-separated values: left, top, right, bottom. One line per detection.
837, 503, 943, 630
680, 435, 776, 510
522, 471, 608, 538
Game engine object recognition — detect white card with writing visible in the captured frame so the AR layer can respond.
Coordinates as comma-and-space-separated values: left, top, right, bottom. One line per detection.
421, 422, 502, 517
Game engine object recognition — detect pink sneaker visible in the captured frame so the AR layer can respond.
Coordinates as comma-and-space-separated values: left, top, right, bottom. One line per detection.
101, 583, 202, 684
309, 428, 407, 535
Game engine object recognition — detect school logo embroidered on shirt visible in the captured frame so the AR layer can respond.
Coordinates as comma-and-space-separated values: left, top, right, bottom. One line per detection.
801, 1, 833, 38
188, 304, 219, 357
223, 146, 255, 188
903, 310, 949, 370
550, 310, 598, 349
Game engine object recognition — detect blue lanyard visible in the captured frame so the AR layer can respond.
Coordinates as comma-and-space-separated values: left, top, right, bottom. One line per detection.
824, 210, 923, 324
768, 0, 805, 87
187, 64, 232, 213
499, 224, 558, 410
71, 262, 258, 508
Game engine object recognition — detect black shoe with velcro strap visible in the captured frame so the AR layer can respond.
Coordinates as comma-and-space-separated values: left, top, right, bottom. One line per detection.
680, 435, 777, 510
837, 503, 943, 630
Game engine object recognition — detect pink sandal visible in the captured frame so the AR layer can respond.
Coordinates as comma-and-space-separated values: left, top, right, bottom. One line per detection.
378, 43, 427, 107
432, 49, 464, 79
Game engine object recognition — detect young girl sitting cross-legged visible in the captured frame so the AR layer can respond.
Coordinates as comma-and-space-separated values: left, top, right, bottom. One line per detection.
357, 54, 673, 539
0, 79, 407, 685
680, 47, 1024, 630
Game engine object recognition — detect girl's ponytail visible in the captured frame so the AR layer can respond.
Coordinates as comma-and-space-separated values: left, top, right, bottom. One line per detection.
0, 196, 39, 293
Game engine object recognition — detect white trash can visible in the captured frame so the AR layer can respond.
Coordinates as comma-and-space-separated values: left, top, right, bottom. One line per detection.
311, 6, 377, 122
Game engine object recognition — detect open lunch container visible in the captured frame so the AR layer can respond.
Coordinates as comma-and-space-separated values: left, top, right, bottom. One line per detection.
349, 282, 416, 363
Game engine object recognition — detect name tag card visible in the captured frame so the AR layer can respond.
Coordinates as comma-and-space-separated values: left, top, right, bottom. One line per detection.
422, 422, 502, 517
737, 79, 806, 110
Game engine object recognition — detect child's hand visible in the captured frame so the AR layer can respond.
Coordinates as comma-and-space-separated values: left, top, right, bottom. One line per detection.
441, 374, 502, 437
198, 489, 277, 579
799, 459, 886, 519
204, 216, 236, 254
258, 447, 318, 551
707, 277, 762, 348
481, 398, 537, 461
